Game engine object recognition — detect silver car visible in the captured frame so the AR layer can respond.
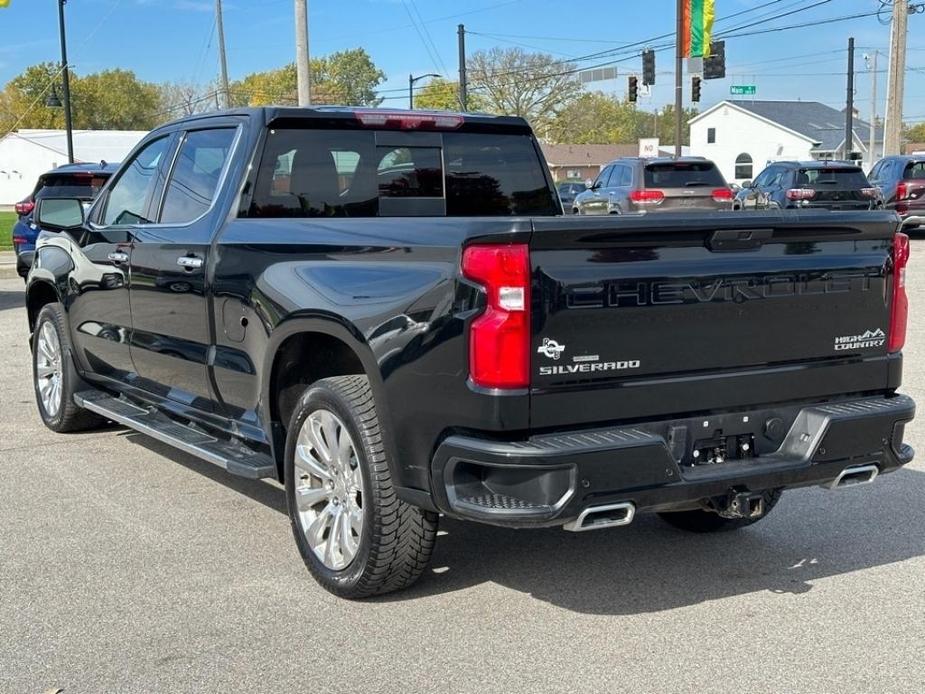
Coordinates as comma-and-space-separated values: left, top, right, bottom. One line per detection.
572, 157, 734, 215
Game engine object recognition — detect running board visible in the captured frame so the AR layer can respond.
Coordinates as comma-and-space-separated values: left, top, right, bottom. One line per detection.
74, 390, 277, 480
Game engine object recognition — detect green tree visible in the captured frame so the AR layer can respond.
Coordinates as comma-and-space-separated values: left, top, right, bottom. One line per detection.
467, 47, 582, 133
905, 121, 925, 143
412, 77, 487, 112
229, 48, 385, 107
316, 48, 386, 106
651, 104, 699, 146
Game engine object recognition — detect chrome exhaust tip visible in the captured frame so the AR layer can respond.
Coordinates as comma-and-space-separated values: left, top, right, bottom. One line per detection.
824, 463, 879, 490
563, 502, 635, 532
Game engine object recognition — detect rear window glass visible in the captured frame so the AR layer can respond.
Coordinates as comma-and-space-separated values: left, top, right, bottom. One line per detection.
36, 184, 97, 200
796, 168, 869, 188
37, 175, 109, 200
903, 162, 925, 180
644, 162, 725, 187
246, 129, 557, 218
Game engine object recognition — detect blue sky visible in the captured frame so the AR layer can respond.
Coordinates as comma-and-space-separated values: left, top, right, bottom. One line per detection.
1, 0, 923, 121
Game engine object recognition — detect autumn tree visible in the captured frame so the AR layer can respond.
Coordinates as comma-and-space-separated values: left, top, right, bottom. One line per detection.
0, 63, 161, 131
548, 92, 644, 144
412, 77, 487, 112
466, 47, 582, 132
0, 63, 70, 131
75, 69, 161, 130
229, 48, 386, 107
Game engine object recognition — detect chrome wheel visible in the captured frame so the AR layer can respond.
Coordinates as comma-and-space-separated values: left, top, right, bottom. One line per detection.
293, 409, 364, 571
35, 320, 63, 418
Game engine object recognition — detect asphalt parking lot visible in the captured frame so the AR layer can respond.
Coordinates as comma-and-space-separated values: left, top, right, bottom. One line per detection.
1, 243, 924, 694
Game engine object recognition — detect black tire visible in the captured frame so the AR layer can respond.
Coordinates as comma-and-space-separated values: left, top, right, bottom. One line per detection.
32, 303, 104, 433
284, 375, 438, 598
658, 489, 783, 533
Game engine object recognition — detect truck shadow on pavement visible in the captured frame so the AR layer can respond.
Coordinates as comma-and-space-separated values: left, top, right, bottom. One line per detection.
0, 289, 25, 312
124, 433, 925, 615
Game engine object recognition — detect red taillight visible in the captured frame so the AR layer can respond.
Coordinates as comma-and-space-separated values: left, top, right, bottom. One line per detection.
629, 189, 665, 205
461, 244, 530, 389
786, 188, 816, 201
711, 187, 734, 202
896, 182, 909, 201
12, 236, 27, 244
14, 201, 34, 215
355, 111, 464, 130
889, 232, 910, 353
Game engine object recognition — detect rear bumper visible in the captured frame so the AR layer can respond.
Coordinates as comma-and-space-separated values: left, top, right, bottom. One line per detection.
430, 394, 915, 528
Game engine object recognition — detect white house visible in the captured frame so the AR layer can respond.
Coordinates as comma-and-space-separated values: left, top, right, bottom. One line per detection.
689, 100, 882, 185
0, 129, 147, 205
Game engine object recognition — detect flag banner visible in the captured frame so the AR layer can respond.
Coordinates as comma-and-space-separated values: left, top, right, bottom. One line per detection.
682, 0, 715, 58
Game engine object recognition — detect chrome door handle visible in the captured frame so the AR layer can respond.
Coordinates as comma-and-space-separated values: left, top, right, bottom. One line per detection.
177, 256, 203, 269
107, 251, 129, 263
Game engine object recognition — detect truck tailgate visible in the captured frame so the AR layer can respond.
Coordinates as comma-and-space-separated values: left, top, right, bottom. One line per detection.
529, 212, 903, 429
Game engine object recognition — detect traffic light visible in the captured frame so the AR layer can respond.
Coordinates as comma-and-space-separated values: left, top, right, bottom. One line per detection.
628, 76, 638, 103
703, 41, 726, 80
642, 49, 656, 86
691, 76, 702, 102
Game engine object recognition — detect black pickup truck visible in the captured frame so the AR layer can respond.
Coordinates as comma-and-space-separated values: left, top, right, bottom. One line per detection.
25, 107, 915, 598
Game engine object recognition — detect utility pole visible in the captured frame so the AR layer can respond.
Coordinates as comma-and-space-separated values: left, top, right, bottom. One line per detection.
295, 0, 311, 106
845, 37, 855, 160
458, 24, 468, 111
215, 0, 230, 109
57, 0, 74, 163
674, 0, 683, 157
884, 0, 908, 155
866, 50, 879, 166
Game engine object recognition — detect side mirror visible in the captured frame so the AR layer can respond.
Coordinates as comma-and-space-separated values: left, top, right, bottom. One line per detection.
585, 178, 594, 189
36, 197, 85, 230
741, 180, 753, 189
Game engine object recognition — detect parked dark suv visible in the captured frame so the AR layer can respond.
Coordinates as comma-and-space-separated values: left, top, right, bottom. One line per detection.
12, 162, 119, 277
735, 160, 879, 211
868, 155, 925, 226
572, 157, 733, 215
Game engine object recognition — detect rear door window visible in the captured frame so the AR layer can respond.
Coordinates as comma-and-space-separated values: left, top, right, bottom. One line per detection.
644, 162, 726, 187
903, 161, 925, 180
159, 128, 236, 224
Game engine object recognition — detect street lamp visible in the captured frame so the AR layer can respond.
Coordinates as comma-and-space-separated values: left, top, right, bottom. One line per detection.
56, 0, 74, 163
408, 73, 440, 110
46, 87, 63, 109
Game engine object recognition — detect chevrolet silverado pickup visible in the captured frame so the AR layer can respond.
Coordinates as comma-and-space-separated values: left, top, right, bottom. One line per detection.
25, 107, 915, 598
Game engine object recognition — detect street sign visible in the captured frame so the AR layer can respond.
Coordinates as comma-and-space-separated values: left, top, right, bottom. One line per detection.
578, 66, 618, 83
730, 85, 757, 96
639, 138, 660, 158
